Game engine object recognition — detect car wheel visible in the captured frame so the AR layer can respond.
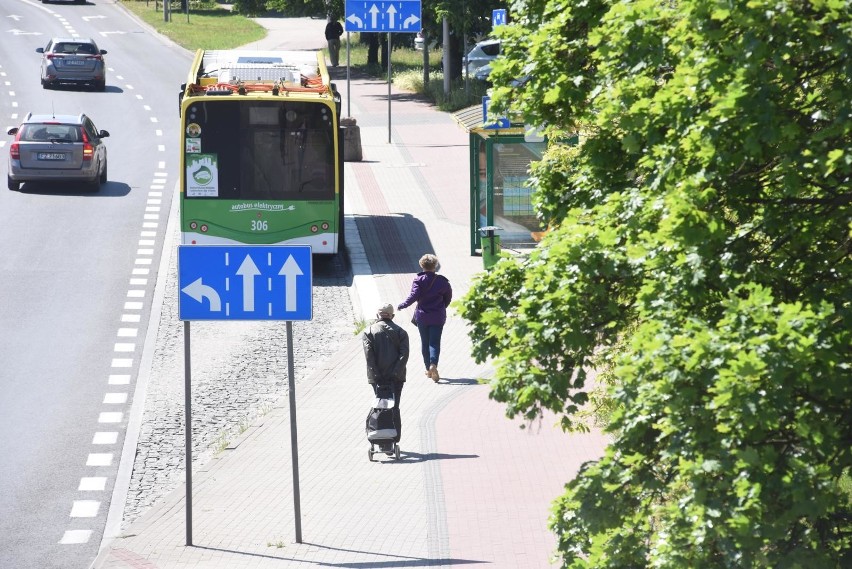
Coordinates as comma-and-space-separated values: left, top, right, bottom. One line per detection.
8, 175, 20, 191
99, 162, 107, 184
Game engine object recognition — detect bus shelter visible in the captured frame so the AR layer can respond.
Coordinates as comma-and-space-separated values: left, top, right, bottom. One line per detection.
453, 101, 548, 264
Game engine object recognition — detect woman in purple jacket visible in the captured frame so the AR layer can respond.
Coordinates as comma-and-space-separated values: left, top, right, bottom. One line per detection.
398, 254, 452, 382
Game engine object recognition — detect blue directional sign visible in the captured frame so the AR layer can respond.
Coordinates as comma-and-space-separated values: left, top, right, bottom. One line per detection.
492, 9, 507, 27
178, 245, 312, 321
345, 0, 421, 33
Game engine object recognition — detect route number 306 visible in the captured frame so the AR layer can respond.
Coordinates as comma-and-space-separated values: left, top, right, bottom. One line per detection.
251, 220, 268, 231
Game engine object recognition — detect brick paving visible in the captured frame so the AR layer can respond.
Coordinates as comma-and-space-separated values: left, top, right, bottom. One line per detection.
92, 18, 607, 569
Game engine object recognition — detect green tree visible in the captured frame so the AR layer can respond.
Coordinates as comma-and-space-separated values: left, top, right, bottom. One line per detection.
459, 0, 852, 566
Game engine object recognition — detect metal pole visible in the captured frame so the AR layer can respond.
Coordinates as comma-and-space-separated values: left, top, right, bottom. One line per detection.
346, 32, 351, 117
183, 321, 193, 546
286, 321, 302, 543
442, 17, 450, 96
387, 33, 392, 144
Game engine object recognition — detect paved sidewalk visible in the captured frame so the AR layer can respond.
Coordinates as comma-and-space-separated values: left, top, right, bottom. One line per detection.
93, 18, 607, 569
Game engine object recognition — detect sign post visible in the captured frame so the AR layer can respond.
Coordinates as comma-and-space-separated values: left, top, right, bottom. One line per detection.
345, 0, 421, 143
178, 245, 313, 545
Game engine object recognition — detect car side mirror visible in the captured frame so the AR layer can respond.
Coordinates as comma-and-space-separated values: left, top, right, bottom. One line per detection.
100, 50, 107, 55
99, 130, 110, 138
36, 48, 45, 54
7, 127, 19, 135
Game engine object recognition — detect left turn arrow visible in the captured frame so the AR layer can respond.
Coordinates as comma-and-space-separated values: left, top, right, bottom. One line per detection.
181, 277, 222, 311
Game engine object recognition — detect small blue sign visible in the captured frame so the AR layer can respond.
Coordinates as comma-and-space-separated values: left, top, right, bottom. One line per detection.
345, 0, 421, 33
178, 245, 312, 321
492, 9, 507, 27
482, 96, 511, 129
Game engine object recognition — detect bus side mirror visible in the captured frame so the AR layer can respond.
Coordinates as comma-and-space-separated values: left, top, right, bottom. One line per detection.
330, 83, 342, 118
178, 83, 186, 117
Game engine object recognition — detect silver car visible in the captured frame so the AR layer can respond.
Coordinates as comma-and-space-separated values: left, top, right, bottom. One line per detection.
7, 113, 109, 192
37, 37, 107, 91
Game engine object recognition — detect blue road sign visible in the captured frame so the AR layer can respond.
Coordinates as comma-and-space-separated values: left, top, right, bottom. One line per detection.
345, 0, 421, 33
482, 96, 511, 129
492, 9, 507, 27
178, 245, 312, 321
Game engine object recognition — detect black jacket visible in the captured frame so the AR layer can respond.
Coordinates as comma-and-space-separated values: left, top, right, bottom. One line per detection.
325, 21, 344, 40
362, 318, 409, 384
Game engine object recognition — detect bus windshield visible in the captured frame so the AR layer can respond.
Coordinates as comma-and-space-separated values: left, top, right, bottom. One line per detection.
185, 100, 335, 201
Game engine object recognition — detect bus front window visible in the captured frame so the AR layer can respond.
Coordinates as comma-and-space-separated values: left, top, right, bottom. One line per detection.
187, 100, 335, 201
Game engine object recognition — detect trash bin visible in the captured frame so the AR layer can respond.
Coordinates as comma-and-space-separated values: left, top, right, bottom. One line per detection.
479, 226, 502, 269
340, 117, 362, 162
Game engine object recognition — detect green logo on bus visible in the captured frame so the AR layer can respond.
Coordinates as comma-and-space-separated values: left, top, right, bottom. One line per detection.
193, 165, 213, 185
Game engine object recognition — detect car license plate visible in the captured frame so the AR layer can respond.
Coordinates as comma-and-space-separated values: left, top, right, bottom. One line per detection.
65, 60, 87, 66
38, 153, 66, 161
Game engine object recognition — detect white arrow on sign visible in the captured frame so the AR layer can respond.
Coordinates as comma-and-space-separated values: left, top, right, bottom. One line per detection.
369, 4, 379, 29
236, 255, 260, 312
386, 4, 397, 29
346, 13, 363, 28
278, 255, 304, 312
403, 15, 420, 29
182, 277, 222, 312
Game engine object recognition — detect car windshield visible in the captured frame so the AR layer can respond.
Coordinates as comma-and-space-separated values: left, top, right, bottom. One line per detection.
21, 124, 80, 142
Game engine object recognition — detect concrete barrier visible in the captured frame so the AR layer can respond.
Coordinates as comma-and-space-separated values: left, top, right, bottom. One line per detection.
340, 117, 362, 162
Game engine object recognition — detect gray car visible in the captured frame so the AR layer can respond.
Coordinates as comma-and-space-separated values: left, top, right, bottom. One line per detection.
7, 113, 109, 192
37, 37, 107, 91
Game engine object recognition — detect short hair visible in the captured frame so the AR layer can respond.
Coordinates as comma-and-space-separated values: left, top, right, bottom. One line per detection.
419, 254, 439, 272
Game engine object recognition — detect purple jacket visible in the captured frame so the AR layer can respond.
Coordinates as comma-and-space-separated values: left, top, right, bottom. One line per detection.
398, 272, 452, 326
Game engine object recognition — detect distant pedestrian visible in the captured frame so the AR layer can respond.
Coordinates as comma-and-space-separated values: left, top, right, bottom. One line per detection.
325, 17, 344, 67
398, 254, 452, 382
362, 303, 409, 445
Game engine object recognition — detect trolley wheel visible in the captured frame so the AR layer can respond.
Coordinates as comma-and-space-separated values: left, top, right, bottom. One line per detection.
394, 444, 400, 460
368, 449, 375, 462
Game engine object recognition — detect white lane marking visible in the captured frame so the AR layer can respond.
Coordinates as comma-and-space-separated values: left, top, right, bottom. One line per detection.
108, 375, 130, 385
79, 477, 106, 491
103, 393, 127, 405
157, 145, 165, 151
130, 277, 148, 285
158, 161, 165, 169
114, 343, 136, 352
137, 248, 154, 255
70, 501, 100, 517
147, 199, 162, 206
117, 328, 138, 337
155, 130, 163, 137
143, 222, 159, 229
127, 288, 146, 297
86, 454, 113, 467
98, 412, 123, 423
150, 185, 165, 190
59, 530, 92, 544
121, 314, 141, 323
135, 258, 153, 265
143, 214, 159, 221
123, 301, 143, 310
110, 359, 133, 368
93, 431, 119, 444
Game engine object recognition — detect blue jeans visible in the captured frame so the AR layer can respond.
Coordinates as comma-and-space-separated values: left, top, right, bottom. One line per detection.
416, 321, 444, 370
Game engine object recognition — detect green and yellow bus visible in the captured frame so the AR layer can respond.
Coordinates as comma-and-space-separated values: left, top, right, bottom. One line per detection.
179, 49, 343, 253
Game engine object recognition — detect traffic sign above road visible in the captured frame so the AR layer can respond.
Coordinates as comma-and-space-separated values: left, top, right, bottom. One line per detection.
178, 245, 312, 321
345, 0, 421, 33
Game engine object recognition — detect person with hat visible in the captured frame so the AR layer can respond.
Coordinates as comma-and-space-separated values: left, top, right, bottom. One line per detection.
362, 303, 409, 446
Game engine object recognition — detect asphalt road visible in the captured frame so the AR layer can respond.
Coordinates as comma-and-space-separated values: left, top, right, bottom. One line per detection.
0, 1, 190, 567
